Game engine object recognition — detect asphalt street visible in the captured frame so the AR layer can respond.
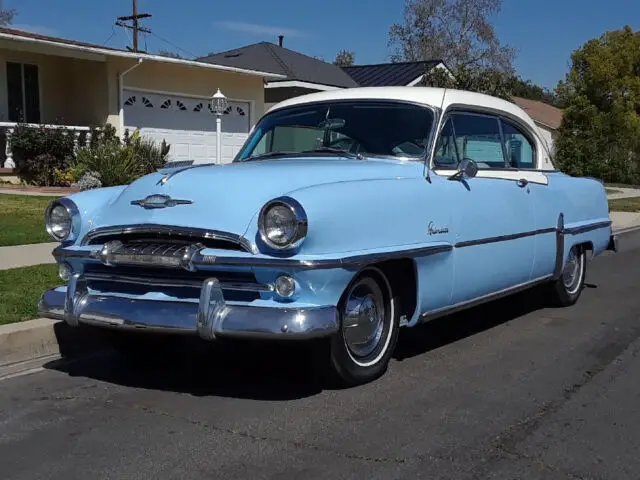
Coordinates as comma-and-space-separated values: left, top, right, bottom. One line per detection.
1, 231, 640, 480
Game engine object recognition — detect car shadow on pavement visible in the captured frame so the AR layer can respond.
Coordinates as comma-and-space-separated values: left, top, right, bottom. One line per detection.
43, 286, 551, 400
393, 286, 549, 361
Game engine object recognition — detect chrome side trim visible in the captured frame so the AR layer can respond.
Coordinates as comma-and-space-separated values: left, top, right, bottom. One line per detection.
81, 224, 254, 253
562, 220, 612, 235
553, 213, 565, 279
419, 274, 554, 324
455, 227, 556, 248
84, 272, 274, 292
197, 244, 453, 269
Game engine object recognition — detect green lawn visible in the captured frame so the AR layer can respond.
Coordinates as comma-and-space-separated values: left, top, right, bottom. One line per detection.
0, 264, 60, 325
609, 197, 640, 212
0, 194, 60, 247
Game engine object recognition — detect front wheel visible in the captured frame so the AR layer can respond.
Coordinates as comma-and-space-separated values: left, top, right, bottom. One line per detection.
547, 244, 587, 306
327, 268, 399, 387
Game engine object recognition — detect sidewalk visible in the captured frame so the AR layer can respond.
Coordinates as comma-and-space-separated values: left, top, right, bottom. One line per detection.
0, 242, 58, 270
607, 187, 640, 200
0, 186, 74, 197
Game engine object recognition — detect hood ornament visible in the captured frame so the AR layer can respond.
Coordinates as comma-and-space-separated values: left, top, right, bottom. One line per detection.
131, 194, 193, 209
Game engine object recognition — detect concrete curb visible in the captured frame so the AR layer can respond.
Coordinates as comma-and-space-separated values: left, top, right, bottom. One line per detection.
0, 318, 62, 366
0, 318, 109, 371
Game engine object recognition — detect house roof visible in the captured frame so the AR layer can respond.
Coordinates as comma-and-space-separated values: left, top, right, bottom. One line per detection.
0, 27, 284, 79
511, 96, 563, 130
342, 60, 443, 87
198, 42, 359, 88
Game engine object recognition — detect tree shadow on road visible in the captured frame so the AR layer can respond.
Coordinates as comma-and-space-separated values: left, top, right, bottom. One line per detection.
43, 286, 552, 401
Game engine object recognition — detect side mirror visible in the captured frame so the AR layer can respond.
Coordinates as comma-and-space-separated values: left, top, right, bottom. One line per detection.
448, 158, 478, 181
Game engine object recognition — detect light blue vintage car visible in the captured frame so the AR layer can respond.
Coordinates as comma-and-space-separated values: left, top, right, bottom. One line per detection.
39, 87, 617, 386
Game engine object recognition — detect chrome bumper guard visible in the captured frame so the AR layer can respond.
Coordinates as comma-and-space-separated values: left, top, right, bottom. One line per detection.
38, 273, 339, 340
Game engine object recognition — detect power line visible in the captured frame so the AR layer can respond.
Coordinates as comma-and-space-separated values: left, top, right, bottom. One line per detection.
151, 32, 197, 59
115, 0, 152, 53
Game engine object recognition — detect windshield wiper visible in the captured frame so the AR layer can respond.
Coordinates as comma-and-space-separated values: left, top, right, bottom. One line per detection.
299, 148, 364, 159
241, 151, 298, 162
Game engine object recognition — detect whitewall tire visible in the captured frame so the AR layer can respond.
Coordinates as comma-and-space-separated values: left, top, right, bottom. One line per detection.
328, 267, 399, 386
548, 244, 587, 307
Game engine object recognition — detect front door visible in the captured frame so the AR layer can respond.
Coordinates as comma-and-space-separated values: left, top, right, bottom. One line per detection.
433, 111, 536, 304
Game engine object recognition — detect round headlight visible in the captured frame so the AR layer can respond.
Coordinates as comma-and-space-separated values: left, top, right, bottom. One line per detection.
45, 198, 80, 242
258, 197, 307, 250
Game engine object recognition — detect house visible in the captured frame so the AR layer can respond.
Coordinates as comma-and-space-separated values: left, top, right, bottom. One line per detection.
511, 97, 563, 154
341, 60, 449, 88
199, 38, 360, 111
0, 26, 284, 169
200, 40, 450, 111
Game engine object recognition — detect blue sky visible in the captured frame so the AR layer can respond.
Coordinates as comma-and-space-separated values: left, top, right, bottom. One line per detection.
6, 0, 640, 89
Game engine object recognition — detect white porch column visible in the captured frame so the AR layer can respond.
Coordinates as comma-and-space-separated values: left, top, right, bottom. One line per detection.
3, 127, 15, 168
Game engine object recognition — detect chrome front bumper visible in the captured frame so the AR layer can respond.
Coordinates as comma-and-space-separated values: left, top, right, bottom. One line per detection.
38, 274, 339, 341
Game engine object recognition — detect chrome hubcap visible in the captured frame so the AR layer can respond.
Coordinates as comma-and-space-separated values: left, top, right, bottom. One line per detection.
342, 279, 385, 359
562, 247, 582, 293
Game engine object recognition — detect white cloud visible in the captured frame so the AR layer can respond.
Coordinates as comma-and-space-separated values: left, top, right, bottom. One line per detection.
213, 21, 304, 38
10, 24, 58, 37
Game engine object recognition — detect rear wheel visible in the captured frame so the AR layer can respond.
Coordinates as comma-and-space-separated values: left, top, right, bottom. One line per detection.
548, 244, 587, 306
327, 268, 399, 387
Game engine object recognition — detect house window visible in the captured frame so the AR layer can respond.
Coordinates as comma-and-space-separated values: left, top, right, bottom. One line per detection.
6, 62, 40, 123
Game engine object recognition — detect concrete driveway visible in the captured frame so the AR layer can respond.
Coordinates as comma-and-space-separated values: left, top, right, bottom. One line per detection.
1, 230, 640, 479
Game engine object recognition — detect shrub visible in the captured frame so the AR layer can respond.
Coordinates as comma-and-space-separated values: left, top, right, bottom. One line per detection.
74, 142, 140, 187
125, 130, 171, 173
70, 129, 170, 188
72, 171, 102, 191
9, 124, 75, 185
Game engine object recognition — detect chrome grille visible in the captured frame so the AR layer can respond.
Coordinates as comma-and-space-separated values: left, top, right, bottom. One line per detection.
82, 225, 252, 253
115, 241, 189, 257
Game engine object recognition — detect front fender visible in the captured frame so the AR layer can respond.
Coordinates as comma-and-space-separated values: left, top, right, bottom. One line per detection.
57, 186, 127, 246
243, 177, 454, 256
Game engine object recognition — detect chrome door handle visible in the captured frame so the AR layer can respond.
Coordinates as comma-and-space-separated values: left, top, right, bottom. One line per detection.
516, 178, 528, 188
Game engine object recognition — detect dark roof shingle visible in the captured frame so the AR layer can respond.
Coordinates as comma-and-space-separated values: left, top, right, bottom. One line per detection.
199, 42, 359, 88
342, 60, 442, 87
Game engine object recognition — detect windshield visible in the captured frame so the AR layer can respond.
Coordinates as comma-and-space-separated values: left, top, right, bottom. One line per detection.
235, 100, 435, 162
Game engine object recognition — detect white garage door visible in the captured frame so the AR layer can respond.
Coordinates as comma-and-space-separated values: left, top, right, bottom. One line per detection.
123, 90, 250, 164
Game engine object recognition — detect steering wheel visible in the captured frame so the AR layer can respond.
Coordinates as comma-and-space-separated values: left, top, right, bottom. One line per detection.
328, 137, 363, 154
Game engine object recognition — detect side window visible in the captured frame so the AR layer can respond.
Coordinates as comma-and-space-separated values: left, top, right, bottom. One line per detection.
433, 118, 459, 167
500, 120, 535, 169
450, 113, 506, 169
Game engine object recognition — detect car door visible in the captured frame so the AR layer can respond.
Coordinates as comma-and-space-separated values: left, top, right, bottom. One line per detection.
498, 117, 559, 280
432, 111, 536, 304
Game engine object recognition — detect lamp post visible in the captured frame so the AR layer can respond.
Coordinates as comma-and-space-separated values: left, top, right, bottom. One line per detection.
211, 88, 228, 164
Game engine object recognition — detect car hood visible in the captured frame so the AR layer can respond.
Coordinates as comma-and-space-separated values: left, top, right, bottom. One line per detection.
91, 157, 423, 238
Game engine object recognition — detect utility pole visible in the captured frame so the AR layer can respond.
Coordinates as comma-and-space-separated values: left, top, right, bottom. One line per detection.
116, 0, 152, 53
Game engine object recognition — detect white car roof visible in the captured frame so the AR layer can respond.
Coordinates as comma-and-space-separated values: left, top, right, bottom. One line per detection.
269, 86, 530, 124
266, 86, 555, 170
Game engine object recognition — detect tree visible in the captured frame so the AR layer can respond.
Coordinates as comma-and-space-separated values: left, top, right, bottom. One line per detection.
421, 65, 515, 100
334, 50, 355, 67
554, 26, 640, 184
0, 1, 16, 26
388, 0, 515, 73
510, 78, 558, 106
157, 49, 183, 59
